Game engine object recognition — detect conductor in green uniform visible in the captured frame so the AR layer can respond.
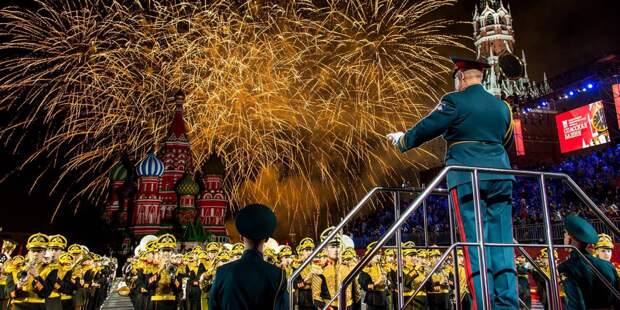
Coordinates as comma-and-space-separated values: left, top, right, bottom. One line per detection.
559, 215, 620, 309
387, 57, 517, 309
209, 204, 289, 310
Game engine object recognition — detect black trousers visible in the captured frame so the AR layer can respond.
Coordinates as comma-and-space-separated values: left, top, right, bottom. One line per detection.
150, 300, 177, 310
11, 303, 45, 310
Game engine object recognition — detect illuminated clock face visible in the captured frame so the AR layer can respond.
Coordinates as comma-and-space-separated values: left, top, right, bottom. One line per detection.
591, 105, 607, 133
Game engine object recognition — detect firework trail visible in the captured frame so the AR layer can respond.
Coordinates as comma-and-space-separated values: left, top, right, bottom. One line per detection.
0, 0, 466, 235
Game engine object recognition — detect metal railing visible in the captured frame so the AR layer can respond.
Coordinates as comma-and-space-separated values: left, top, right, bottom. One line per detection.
286, 186, 448, 310
288, 165, 620, 310
514, 217, 620, 243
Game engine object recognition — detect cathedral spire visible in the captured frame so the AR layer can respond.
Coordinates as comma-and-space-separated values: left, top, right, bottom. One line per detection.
479, 0, 500, 10
166, 90, 188, 142
521, 50, 529, 80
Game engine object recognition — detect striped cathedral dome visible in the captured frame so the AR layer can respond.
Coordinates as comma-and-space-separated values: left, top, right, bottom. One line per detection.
136, 152, 164, 177
109, 162, 127, 181
176, 173, 200, 196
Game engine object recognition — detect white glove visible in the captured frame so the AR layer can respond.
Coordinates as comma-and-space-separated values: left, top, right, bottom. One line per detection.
386, 132, 405, 146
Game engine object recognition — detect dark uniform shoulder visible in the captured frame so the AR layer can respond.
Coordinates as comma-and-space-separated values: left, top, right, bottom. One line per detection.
592, 257, 617, 275
440, 91, 460, 103
256, 258, 286, 279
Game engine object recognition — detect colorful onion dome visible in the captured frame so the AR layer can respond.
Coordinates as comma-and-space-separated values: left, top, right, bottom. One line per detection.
136, 152, 164, 177
176, 173, 200, 196
109, 162, 127, 181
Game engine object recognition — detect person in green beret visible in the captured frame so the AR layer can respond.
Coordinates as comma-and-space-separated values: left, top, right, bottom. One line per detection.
559, 214, 620, 309
387, 56, 517, 309
208, 204, 288, 310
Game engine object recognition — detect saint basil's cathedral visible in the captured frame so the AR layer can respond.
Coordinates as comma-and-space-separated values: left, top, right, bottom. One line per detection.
102, 91, 229, 252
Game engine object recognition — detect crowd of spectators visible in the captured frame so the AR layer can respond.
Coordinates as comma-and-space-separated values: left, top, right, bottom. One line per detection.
350, 143, 620, 247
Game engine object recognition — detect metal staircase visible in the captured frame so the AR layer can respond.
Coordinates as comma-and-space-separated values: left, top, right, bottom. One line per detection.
288, 166, 620, 310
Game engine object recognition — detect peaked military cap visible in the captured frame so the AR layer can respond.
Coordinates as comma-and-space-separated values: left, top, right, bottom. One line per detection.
156, 234, 177, 250
596, 233, 614, 250
402, 241, 416, 256
279, 245, 293, 258
341, 248, 357, 260
320, 226, 342, 246
48, 234, 67, 250
145, 240, 158, 253
27, 233, 48, 250
216, 250, 231, 262
235, 204, 277, 240
296, 237, 315, 253
205, 242, 220, 253
7, 256, 25, 271
564, 214, 598, 244
68, 244, 83, 255
231, 243, 245, 255
365, 241, 381, 256
59, 252, 75, 265
450, 56, 490, 78
197, 251, 209, 260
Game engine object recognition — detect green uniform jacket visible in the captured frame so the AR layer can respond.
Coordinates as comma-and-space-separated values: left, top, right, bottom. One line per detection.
209, 249, 288, 310
558, 249, 620, 309
398, 84, 514, 189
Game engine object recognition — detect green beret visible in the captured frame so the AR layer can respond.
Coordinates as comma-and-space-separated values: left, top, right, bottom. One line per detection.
564, 215, 598, 244
235, 204, 277, 240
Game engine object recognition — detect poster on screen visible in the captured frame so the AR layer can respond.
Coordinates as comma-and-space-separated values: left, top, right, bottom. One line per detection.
555, 100, 610, 154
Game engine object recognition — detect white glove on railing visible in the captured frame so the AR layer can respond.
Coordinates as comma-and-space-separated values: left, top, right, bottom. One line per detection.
386, 132, 405, 146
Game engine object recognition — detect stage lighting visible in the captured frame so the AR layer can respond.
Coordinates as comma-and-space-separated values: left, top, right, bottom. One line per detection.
587, 83, 594, 89
568, 91, 575, 96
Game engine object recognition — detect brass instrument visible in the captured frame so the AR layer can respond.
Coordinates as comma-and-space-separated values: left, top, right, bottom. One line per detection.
153, 253, 178, 281
17, 255, 41, 287
199, 269, 215, 291
1, 240, 16, 264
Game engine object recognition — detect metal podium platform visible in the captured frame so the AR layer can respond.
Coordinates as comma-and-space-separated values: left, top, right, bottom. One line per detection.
288, 166, 620, 310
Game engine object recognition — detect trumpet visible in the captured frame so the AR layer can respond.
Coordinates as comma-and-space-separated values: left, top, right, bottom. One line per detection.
155, 255, 178, 279
17, 255, 41, 287
199, 269, 215, 291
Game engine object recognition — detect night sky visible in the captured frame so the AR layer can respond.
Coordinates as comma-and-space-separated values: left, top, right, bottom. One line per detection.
0, 0, 619, 246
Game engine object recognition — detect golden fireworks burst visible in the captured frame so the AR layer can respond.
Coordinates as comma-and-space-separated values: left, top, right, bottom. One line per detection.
0, 0, 466, 235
